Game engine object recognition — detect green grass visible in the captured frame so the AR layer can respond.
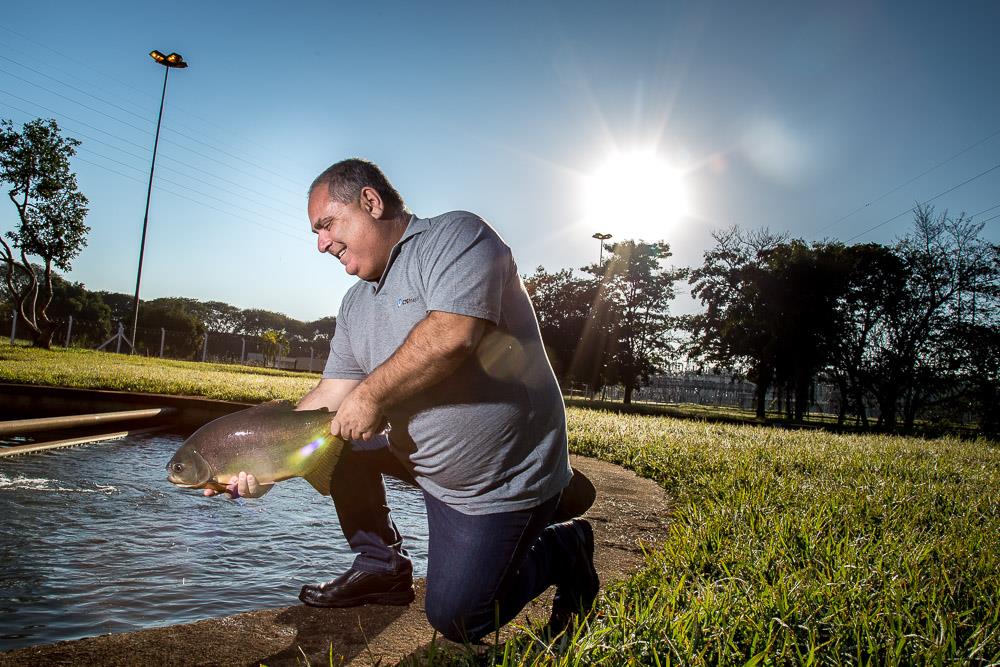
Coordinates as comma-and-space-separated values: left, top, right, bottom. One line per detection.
446, 412, 999, 666
4, 344, 999, 664
0, 343, 317, 402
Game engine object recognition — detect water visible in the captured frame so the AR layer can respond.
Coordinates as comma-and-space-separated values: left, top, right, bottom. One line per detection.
0, 433, 428, 651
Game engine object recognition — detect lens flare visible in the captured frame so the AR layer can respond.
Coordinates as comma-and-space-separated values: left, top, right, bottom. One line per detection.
582, 150, 689, 240
292, 436, 326, 464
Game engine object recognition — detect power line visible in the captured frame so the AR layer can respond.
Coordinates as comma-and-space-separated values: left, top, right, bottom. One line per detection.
0, 53, 155, 125
0, 67, 154, 136
76, 145, 302, 229
845, 161, 1000, 242
72, 154, 304, 242
0, 69, 307, 200
2, 102, 306, 238
814, 127, 1000, 236
0, 26, 310, 178
0, 89, 306, 218
970, 202, 1000, 218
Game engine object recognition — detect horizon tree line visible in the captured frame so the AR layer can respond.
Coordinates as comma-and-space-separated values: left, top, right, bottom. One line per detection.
3, 116, 998, 433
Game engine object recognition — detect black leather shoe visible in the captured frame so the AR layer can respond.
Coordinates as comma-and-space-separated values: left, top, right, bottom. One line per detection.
299, 567, 415, 608
547, 519, 599, 637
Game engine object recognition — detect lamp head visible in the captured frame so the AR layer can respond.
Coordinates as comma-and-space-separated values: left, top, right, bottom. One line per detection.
150, 50, 188, 68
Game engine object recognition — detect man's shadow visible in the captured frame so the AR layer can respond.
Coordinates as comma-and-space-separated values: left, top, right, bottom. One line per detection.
257, 603, 409, 666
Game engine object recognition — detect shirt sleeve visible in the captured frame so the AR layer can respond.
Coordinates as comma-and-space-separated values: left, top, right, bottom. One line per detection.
322, 292, 368, 380
420, 214, 512, 324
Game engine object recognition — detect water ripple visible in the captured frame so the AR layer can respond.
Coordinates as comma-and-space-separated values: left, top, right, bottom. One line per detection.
0, 433, 428, 651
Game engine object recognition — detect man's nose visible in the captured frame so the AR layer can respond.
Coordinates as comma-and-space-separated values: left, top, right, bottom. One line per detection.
317, 232, 333, 253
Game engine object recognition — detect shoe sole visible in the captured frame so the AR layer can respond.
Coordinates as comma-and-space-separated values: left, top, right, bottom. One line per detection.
299, 587, 415, 608
579, 520, 600, 612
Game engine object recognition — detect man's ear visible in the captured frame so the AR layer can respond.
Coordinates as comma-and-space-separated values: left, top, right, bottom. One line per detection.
360, 187, 385, 219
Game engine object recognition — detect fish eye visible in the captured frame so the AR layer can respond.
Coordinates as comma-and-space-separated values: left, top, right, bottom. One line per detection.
172, 463, 184, 473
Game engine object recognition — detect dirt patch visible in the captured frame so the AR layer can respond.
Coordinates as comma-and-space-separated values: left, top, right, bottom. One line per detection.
0, 454, 673, 666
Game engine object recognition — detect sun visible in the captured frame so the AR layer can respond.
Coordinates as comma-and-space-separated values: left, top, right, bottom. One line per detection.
582, 150, 689, 240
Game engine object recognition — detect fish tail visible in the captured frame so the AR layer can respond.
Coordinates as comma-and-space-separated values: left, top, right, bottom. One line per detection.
302, 438, 345, 496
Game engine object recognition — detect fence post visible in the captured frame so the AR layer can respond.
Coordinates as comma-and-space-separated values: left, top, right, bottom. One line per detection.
159, 328, 165, 358
64, 315, 73, 348
309, 346, 314, 371
115, 322, 123, 354
9, 311, 16, 345
240, 337, 246, 363
202, 332, 208, 362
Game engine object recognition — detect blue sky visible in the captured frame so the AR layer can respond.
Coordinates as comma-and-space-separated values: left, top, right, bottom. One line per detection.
2, 1, 998, 322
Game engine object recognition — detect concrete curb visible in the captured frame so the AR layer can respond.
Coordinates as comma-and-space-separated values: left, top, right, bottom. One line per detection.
0, 383, 252, 430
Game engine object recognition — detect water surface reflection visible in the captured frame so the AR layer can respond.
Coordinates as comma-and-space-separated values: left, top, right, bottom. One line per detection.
0, 433, 428, 650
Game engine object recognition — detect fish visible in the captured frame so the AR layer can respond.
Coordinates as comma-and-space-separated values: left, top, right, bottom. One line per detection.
166, 400, 344, 496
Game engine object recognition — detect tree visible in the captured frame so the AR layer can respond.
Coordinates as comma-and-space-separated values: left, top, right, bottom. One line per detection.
523, 266, 599, 382
260, 329, 289, 366
688, 227, 787, 418
134, 299, 205, 358
0, 118, 89, 348
865, 206, 992, 431
825, 243, 907, 426
583, 241, 686, 404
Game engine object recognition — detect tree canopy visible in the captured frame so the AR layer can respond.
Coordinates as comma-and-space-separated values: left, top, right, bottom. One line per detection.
0, 117, 90, 348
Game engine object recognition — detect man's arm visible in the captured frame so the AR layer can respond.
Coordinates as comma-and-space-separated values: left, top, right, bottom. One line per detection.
296, 377, 362, 411
330, 310, 488, 441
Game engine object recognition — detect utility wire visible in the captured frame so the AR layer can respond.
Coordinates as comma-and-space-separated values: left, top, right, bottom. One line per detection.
814, 126, 1000, 236
0, 53, 155, 124
0, 27, 310, 179
845, 161, 1000, 242
77, 145, 302, 229
970, 202, 1000, 218
72, 154, 304, 242
3, 100, 305, 233
0, 70, 306, 199
0, 90, 305, 219
0, 66, 153, 135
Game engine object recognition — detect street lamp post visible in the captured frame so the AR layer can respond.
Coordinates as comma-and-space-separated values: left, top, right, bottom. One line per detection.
130, 50, 188, 352
592, 232, 612, 266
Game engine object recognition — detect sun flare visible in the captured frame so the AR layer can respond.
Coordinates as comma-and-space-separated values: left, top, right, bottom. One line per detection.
582, 150, 689, 240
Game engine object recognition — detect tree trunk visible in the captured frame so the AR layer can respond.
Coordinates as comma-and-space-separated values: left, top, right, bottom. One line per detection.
754, 371, 771, 419
623, 383, 634, 405
794, 377, 809, 422
879, 389, 897, 431
836, 377, 848, 425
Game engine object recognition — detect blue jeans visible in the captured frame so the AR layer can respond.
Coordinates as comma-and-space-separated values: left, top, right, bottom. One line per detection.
330, 436, 562, 642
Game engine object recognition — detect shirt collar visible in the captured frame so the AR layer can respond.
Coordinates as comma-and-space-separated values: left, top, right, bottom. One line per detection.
365, 214, 429, 291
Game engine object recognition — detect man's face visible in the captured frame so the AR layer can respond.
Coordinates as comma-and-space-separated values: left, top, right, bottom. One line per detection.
308, 188, 396, 281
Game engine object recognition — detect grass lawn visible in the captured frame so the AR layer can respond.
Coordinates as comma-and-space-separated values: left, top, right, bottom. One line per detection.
0, 343, 317, 402
3, 344, 998, 663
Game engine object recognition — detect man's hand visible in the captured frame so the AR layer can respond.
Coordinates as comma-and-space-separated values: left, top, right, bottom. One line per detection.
203, 471, 274, 499
329, 386, 385, 441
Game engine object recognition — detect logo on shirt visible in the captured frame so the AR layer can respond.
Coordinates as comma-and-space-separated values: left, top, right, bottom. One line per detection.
396, 297, 418, 308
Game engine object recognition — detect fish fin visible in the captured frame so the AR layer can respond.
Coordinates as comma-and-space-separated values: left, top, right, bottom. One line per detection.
302, 437, 346, 496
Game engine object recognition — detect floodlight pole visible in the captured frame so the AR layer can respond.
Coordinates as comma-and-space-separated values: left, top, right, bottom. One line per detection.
131, 51, 187, 352
592, 232, 612, 266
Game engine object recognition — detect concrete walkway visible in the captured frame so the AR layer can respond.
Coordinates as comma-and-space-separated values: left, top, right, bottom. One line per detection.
0, 454, 673, 666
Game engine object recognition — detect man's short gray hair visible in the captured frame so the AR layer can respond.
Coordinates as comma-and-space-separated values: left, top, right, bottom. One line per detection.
309, 158, 407, 217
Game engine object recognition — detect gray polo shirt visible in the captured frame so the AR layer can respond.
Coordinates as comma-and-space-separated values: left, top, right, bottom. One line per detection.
323, 211, 571, 515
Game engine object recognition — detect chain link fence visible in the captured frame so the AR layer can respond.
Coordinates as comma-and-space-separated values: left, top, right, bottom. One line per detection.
1, 312, 329, 373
